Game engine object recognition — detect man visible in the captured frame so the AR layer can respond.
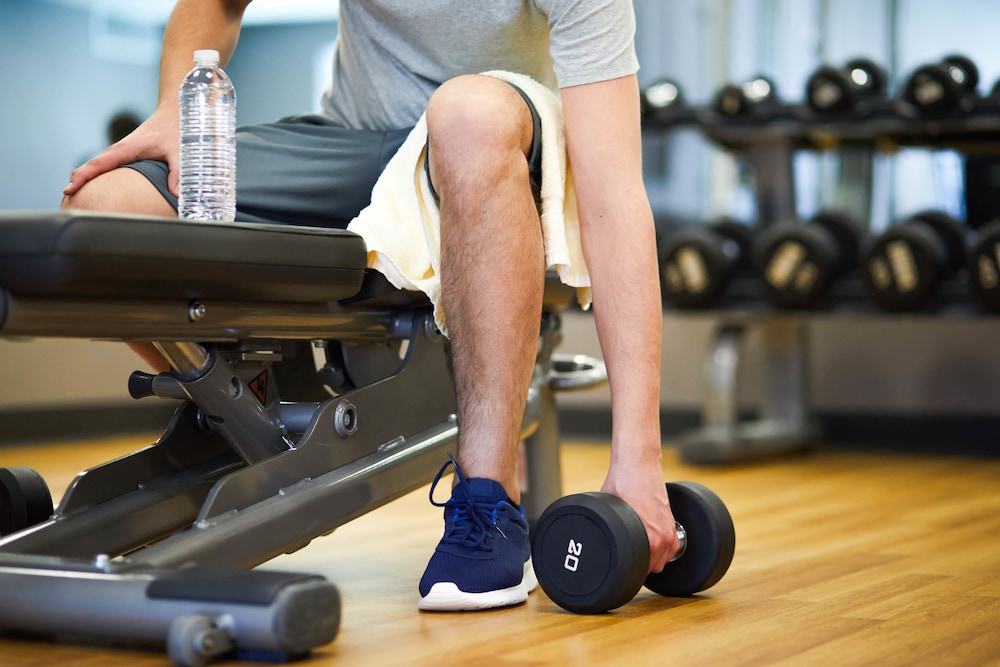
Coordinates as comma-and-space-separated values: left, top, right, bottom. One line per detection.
61, 0, 678, 611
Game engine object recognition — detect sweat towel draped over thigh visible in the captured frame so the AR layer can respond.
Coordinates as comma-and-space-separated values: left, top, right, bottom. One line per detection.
347, 71, 591, 336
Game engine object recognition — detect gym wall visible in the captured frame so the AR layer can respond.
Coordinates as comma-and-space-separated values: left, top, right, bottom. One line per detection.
1, 0, 999, 447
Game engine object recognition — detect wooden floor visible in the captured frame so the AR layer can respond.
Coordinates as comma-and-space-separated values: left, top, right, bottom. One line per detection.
1, 434, 999, 666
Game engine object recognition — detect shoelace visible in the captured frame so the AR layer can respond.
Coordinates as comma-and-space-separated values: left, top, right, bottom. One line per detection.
428, 453, 506, 552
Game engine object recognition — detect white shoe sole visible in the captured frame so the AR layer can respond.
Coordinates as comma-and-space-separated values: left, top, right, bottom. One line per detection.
419, 558, 537, 612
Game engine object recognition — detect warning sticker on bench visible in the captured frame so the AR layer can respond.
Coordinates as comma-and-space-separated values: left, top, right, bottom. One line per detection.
248, 371, 268, 404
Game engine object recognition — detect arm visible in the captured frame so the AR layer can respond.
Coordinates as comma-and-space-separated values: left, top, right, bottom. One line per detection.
560, 74, 680, 573
64, 0, 252, 197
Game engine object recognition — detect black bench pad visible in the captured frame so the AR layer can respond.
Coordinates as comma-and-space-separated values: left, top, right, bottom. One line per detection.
0, 211, 369, 304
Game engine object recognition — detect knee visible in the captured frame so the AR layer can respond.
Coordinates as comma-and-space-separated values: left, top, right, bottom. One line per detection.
61, 178, 102, 211
425, 75, 532, 178
61, 167, 174, 217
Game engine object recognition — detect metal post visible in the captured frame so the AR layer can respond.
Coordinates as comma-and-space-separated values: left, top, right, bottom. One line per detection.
680, 316, 820, 465
758, 317, 809, 424
832, 144, 875, 226
747, 139, 798, 224
700, 322, 746, 433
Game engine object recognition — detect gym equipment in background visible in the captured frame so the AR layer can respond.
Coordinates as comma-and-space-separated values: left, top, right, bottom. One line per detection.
967, 219, 1000, 312
902, 54, 980, 118
805, 58, 888, 115
712, 75, 781, 121
753, 210, 866, 310
861, 210, 969, 311
641, 78, 684, 117
659, 218, 754, 309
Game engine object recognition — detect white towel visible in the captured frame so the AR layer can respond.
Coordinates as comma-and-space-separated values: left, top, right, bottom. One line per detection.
346, 70, 591, 335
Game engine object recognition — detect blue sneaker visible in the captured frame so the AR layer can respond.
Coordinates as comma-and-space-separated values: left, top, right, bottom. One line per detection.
418, 454, 537, 611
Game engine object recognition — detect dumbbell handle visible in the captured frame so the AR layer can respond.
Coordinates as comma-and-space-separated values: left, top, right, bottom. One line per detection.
670, 521, 688, 563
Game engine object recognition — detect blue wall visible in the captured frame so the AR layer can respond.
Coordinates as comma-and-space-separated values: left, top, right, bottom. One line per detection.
0, 0, 337, 211
0, 0, 159, 210
228, 24, 337, 126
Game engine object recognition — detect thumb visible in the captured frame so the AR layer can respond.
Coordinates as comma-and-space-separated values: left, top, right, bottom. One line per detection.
166, 159, 180, 198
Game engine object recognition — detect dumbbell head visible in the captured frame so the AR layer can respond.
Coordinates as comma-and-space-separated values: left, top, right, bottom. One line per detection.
967, 220, 1000, 312
845, 58, 889, 96
903, 54, 980, 117
644, 482, 735, 598
660, 219, 753, 309
641, 79, 684, 118
531, 492, 649, 614
753, 211, 863, 310
862, 210, 966, 311
713, 76, 777, 118
942, 55, 980, 90
532, 482, 735, 614
806, 58, 887, 113
0, 467, 53, 537
914, 210, 968, 271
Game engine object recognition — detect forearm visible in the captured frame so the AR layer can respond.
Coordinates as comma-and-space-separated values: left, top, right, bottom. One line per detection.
583, 199, 664, 461
562, 75, 664, 463
579, 187, 675, 570
157, 0, 250, 109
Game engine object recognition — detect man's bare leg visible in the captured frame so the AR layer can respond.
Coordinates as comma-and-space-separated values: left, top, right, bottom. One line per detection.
62, 168, 175, 373
425, 75, 545, 503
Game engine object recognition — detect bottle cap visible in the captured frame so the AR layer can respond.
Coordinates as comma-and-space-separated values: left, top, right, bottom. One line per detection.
193, 49, 220, 67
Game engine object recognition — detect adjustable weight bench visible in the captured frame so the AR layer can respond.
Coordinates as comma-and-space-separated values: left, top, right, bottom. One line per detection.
0, 210, 607, 665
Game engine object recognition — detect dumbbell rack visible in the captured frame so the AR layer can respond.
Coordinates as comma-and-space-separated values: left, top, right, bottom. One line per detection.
645, 96, 1000, 465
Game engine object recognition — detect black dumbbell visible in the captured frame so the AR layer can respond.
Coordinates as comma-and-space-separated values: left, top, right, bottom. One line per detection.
0, 467, 53, 537
641, 79, 684, 118
862, 210, 968, 311
753, 210, 865, 310
531, 482, 735, 614
967, 220, 1000, 312
806, 58, 888, 114
712, 75, 779, 119
659, 218, 754, 309
902, 54, 980, 118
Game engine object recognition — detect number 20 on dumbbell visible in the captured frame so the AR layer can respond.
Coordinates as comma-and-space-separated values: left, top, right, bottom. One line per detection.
531, 482, 735, 614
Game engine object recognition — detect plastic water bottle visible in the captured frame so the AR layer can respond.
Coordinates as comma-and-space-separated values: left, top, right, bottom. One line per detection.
178, 49, 236, 221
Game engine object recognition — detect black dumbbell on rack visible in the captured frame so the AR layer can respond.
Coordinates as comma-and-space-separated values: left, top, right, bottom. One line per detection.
967, 220, 1000, 312
861, 210, 968, 311
641, 78, 702, 128
805, 58, 888, 116
531, 482, 735, 614
641, 78, 684, 117
712, 75, 782, 121
902, 54, 980, 118
659, 218, 754, 309
753, 210, 866, 310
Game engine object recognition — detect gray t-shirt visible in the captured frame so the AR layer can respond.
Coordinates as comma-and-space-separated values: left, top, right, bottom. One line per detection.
320, 0, 639, 130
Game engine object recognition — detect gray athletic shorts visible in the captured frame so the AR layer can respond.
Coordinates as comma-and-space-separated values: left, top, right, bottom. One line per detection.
126, 85, 542, 229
